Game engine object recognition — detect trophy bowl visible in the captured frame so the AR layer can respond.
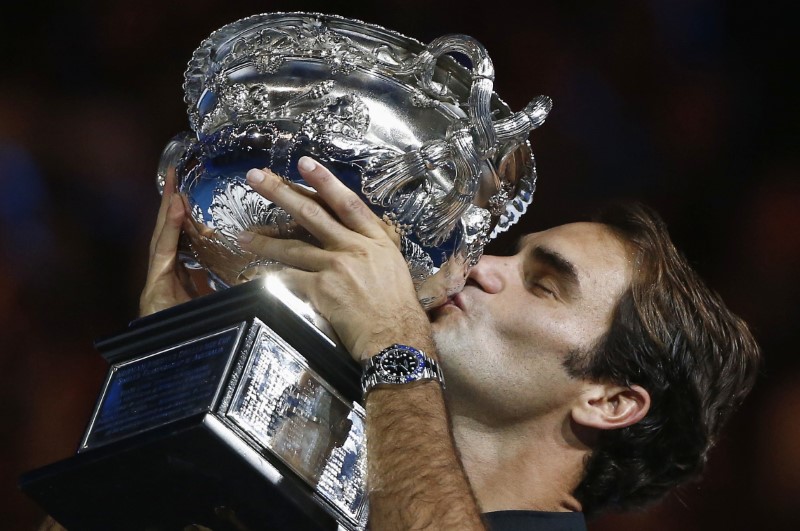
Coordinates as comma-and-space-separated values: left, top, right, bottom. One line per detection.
21, 12, 551, 531
161, 11, 552, 308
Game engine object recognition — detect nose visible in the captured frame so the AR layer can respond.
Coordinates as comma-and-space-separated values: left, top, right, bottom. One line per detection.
466, 254, 513, 294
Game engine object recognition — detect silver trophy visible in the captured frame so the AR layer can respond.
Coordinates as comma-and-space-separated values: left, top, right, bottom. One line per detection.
22, 13, 550, 531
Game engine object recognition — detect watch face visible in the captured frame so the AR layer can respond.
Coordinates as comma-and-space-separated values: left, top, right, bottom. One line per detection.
377, 347, 424, 383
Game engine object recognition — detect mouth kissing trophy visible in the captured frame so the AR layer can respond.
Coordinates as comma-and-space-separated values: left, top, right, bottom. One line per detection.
21, 12, 550, 531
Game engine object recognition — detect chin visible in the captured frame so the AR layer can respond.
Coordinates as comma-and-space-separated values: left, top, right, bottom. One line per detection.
431, 322, 467, 358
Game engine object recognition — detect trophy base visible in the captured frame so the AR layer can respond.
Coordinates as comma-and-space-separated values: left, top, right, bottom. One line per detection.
20, 413, 337, 530
20, 279, 367, 531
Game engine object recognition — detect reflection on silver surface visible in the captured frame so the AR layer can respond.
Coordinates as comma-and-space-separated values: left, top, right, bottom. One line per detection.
162, 12, 551, 308
227, 320, 368, 529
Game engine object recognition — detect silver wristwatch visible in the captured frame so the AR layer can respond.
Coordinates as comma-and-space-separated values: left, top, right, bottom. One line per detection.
361, 344, 444, 397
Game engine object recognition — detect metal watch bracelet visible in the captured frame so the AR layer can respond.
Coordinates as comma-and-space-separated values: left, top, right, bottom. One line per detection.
361, 344, 444, 397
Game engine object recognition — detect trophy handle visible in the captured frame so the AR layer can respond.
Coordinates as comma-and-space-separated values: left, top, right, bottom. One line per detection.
412, 34, 498, 159
411, 35, 553, 149
363, 35, 509, 248
157, 132, 194, 194
363, 37, 553, 249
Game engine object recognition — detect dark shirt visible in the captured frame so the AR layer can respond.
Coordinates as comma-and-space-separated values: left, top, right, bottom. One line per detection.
484, 510, 587, 531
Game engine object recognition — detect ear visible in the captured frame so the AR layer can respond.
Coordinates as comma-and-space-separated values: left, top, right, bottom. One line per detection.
571, 384, 651, 430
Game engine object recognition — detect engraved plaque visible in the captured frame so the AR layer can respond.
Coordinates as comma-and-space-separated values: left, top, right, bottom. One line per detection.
83, 326, 242, 450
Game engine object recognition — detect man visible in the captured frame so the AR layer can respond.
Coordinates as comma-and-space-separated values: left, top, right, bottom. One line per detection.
140, 156, 760, 530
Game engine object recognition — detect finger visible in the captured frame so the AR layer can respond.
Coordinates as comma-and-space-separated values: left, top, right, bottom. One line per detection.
182, 200, 215, 241
237, 231, 330, 271
380, 214, 403, 249
281, 177, 319, 200
296, 157, 386, 240
149, 188, 173, 258
149, 166, 179, 257
246, 167, 348, 246
150, 194, 185, 269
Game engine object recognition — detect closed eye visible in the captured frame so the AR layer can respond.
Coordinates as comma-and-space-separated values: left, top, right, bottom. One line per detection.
521, 244, 581, 302
529, 280, 557, 299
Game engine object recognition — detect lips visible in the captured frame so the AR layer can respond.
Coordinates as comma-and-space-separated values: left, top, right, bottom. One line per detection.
451, 292, 466, 311
439, 292, 465, 312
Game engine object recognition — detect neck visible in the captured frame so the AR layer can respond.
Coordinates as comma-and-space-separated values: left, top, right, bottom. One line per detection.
450, 410, 589, 514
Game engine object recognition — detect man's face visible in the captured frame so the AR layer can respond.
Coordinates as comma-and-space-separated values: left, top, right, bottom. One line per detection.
430, 222, 633, 426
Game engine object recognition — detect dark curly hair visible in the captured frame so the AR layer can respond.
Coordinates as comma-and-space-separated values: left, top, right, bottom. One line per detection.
563, 202, 760, 516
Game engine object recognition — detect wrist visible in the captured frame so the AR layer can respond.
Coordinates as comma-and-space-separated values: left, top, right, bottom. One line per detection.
351, 313, 435, 362
361, 343, 444, 398
354, 336, 437, 363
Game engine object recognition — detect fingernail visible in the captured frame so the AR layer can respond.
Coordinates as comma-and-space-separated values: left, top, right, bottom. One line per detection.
246, 169, 265, 183
298, 156, 316, 172
237, 231, 255, 243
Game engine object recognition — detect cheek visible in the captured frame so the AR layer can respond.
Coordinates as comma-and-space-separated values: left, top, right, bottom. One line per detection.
434, 312, 585, 422
498, 308, 589, 364
433, 325, 506, 394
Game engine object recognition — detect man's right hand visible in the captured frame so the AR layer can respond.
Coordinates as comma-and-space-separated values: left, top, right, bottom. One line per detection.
139, 168, 194, 317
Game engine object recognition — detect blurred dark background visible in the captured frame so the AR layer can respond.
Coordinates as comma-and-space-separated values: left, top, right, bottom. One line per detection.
1, 0, 797, 529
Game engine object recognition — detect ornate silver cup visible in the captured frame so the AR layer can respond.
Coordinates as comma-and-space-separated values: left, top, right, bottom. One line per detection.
22, 13, 550, 531
161, 12, 551, 307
